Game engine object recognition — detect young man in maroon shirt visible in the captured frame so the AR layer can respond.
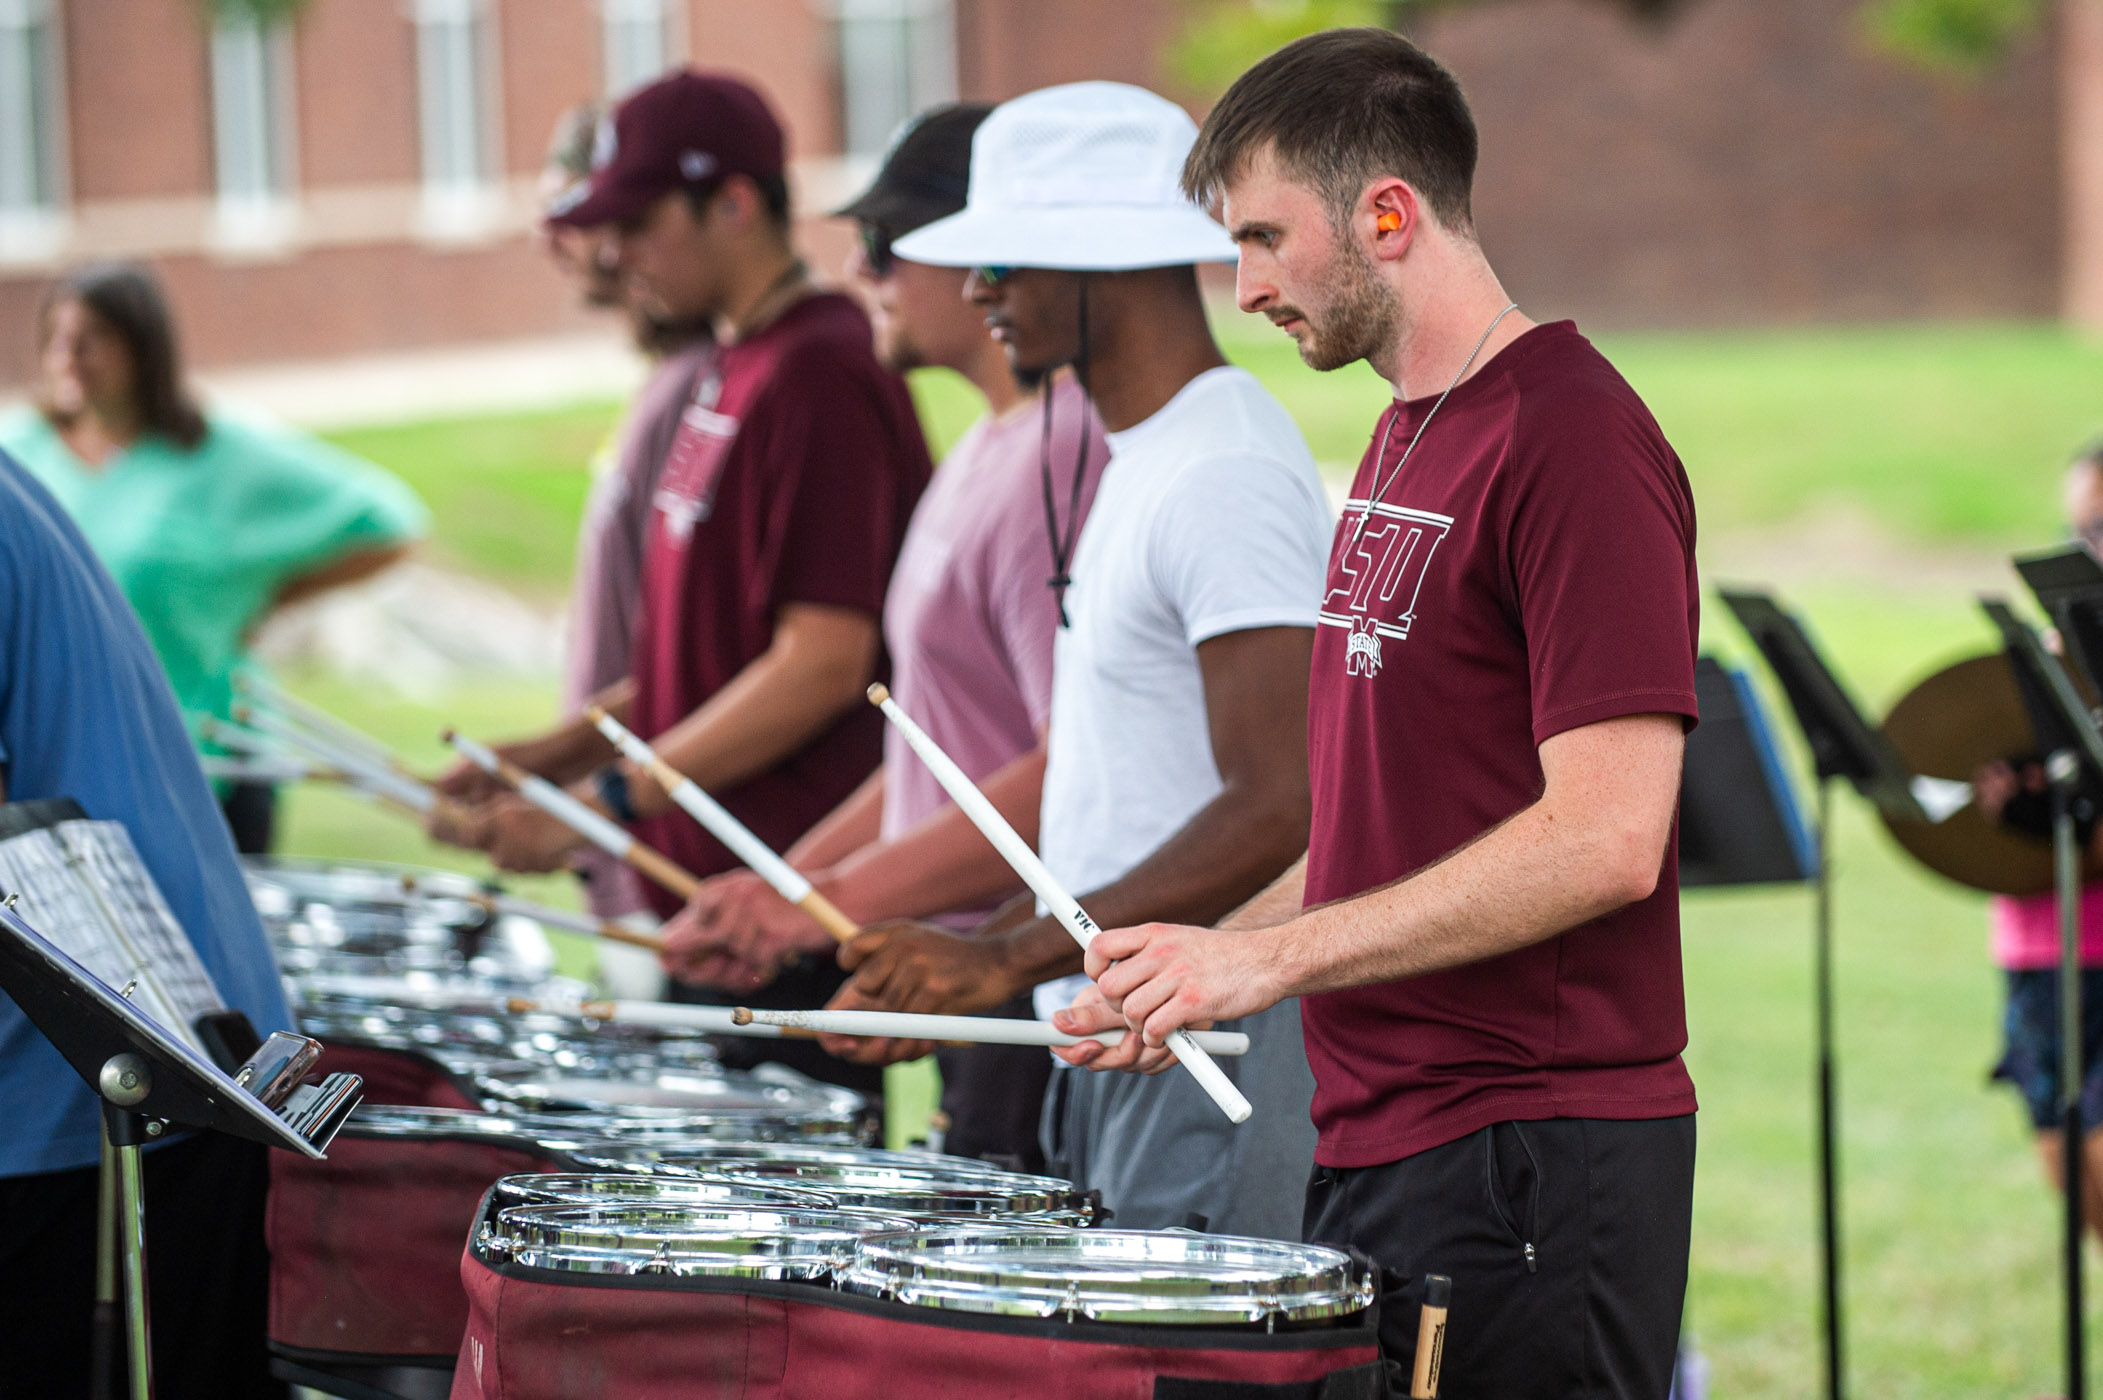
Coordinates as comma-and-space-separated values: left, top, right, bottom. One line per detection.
1054, 31, 1700, 1396
433, 71, 932, 1093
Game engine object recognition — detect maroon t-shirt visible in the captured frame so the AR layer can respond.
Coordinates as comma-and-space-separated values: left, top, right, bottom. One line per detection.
1301, 321, 1700, 1168
629, 292, 932, 917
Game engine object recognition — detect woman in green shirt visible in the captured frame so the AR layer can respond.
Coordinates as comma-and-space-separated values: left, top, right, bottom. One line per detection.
0, 262, 429, 852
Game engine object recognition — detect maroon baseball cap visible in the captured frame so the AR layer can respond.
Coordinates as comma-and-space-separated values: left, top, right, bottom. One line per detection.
546, 70, 784, 229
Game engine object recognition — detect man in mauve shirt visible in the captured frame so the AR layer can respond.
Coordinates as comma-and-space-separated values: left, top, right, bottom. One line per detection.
1057, 32, 1700, 1396
660, 104, 1108, 1169
433, 71, 931, 1094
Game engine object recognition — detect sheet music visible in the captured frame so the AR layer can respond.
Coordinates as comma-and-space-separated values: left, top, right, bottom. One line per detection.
0, 820, 225, 1055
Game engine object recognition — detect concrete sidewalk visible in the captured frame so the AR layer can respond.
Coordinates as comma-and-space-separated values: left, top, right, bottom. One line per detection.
194, 332, 646, 431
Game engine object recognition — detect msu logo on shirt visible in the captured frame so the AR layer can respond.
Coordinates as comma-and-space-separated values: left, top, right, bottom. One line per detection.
1318, 500, 1453, 678
654, 394, 742, 543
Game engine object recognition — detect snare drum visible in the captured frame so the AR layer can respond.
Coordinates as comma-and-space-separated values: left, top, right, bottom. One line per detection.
677, 1160, 1097, 1226
452, 1206, 1383, 1400
468, 1061, 869, 1139
844, 1228, 1373, 1326
488, 1172, 832, 1212
479, 1203, 915, 1280
266, 1091, 860, 1389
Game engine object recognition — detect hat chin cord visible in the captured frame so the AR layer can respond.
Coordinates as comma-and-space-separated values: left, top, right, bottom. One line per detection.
1042, 275, 1091, 629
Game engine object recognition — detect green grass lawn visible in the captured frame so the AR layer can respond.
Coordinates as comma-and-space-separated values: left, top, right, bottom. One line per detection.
285, 316, 2103, 1395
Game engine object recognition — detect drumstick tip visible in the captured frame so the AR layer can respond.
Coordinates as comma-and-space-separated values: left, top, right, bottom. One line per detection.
440, 727, 458, 744
866, 683, 890, 706
731, 1007, 754, 1025
584, 704, 607, 724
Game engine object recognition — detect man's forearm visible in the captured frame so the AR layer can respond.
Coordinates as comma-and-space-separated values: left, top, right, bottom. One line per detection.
646, 613, 873, 802
824, 746, 1043, 924
520, 677, 633, 784
1278, 797, 1652, 999
786, 769, 885, 871
986, 783, 1306, 1001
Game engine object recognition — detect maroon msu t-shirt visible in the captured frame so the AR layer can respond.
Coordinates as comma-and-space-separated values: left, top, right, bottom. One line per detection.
629, 293, 932, 916
1301, 321, 1700, 1167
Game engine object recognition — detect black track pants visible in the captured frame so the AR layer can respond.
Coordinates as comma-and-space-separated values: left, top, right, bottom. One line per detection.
1303, 1115, 1695, 1400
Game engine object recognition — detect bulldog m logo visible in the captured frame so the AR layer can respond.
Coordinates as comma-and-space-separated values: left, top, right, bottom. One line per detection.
1318, 500, 1454, 679
1346, 622, 1383, 676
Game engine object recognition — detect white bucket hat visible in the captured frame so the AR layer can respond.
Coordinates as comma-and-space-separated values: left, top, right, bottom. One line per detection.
892, 81, 1236, 272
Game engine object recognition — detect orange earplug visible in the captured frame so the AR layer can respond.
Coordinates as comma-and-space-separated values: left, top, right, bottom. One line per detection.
1376, 211, 1402, 233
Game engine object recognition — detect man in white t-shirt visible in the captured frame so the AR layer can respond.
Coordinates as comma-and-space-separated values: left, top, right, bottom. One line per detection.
832, 82, 1331, 1237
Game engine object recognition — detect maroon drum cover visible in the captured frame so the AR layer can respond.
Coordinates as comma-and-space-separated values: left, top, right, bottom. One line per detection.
450, 1214, 1384, 1400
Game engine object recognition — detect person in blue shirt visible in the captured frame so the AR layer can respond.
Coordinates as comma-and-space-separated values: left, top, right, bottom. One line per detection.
0, 449, 293, 1398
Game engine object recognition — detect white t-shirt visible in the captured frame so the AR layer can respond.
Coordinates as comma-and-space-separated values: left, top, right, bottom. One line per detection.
1033, 366, 1333, 1019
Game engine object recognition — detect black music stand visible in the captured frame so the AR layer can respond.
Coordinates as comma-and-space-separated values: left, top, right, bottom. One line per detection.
1719, 588, 1940, 1400
0, 899, 361, 1399
1680, 656, 1817, 888
1987, 588, 2103, 1400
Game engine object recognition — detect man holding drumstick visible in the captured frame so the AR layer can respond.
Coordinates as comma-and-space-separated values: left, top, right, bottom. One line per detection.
1056, 32, 1699, 1397
432, 72, 932, 1094
661, 103, 1110, 1170
825, 81, 1331, 1237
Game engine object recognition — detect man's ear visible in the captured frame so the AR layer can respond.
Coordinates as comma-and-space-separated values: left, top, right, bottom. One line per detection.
1364, 179, 1421, 262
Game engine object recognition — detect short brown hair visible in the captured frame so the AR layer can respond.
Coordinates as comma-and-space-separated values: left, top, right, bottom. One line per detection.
1183, 27, 1478, 232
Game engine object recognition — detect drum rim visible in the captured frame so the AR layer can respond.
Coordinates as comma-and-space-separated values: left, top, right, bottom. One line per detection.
842, 1228, 1376, 1325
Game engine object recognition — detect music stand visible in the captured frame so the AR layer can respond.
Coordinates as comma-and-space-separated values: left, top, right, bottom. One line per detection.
1719, 587, 1944, 1400
0, 899, 361, 1399
1985, 592, 2103, 1400
1679, 656, 1817, 887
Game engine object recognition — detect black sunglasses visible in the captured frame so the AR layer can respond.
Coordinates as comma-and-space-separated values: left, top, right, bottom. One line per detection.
859, 223, 897, 278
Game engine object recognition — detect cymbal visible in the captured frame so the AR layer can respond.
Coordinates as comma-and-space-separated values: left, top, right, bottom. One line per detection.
1879, 652, 2053, 896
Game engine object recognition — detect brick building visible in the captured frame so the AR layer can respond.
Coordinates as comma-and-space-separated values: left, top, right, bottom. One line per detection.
0, 0, 2090, 389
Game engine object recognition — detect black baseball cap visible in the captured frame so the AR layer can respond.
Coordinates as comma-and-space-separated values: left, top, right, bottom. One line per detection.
834, 104, 991, 236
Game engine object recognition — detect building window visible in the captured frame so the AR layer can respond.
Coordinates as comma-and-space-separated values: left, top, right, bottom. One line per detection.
0, 0, 64, 257
835, 0, 956, 159
602, 0, 671, 97
412, 0, 502, 236
210, 15, 297, 247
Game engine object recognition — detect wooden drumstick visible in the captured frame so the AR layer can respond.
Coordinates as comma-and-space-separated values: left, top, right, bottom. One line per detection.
442, 729, 702, 900
1410, 1274, 1452, 1398
867, 683, 1254, 1125
584, 705, 859, 942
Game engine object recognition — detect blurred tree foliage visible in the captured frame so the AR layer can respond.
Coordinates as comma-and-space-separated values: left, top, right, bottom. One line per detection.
1168, 0, 2043, 95
1858, 0, 2043, 72
193, 0, 313, 26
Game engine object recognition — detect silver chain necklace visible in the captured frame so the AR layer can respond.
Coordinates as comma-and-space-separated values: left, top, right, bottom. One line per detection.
1350, 301, 1520, 546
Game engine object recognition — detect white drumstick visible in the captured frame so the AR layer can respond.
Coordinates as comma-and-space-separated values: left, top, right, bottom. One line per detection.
241, 705, 447, 817
584, 706, 858, 942
867, 684, 1253, 1124
732, 1006, 1250, 1054
291, 975, 780, 1037
236, 674, 400, 769
443, 730, 702, 899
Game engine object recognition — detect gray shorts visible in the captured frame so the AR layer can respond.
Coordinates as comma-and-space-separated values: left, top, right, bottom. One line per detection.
1039, 997, 1316, 1240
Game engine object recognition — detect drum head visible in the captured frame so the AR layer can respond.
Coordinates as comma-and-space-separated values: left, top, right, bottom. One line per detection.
472, 1063, 865, 1139
843, 1229, 1375, 1326
654, 1143, 969, 1172
691, 1162, 1092, 1225
491, 1173, 833, 1211
1882, 654, 2055, 895
484, 1202, 914, 1280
